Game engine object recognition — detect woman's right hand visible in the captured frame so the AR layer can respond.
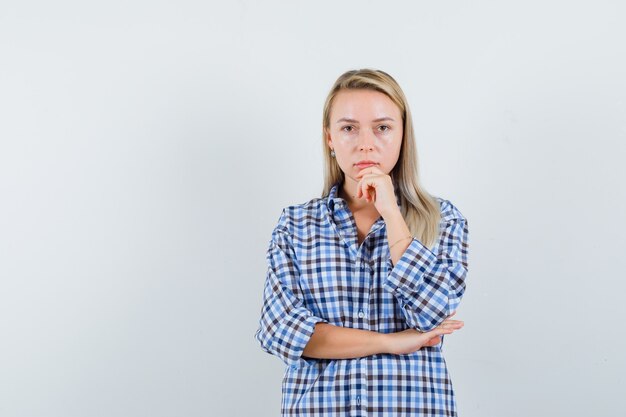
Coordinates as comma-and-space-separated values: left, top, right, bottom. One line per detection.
381, 313, 464, 355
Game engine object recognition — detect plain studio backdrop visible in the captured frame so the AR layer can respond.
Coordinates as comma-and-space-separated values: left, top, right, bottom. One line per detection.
1, 1, 625, 416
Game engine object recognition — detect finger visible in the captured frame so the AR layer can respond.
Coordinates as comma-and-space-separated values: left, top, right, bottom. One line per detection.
439, 321, 464, 329
437, 322, 463, 332
427, 327, 454, 338
362, 182, 370, 201
365, 179, 377, 202
368, 187, 376, 202
356, 167, 380, 178
440, 323, 463, 333
425, 336, 441, 347
359, 180, 370, 201
356, 177, 365, 198
426, 332, 443, 341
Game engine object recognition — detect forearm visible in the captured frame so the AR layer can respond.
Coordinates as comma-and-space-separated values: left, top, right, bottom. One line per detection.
302, 322, 388, 359
383, 209, 412, 267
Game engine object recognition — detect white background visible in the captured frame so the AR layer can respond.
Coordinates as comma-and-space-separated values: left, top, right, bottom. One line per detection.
1, 1, 625, 416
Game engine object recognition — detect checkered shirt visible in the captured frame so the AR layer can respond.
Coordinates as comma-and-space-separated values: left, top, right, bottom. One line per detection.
254, 181, 469, 416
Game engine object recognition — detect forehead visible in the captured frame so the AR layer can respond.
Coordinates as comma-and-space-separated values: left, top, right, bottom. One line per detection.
331, 89, 401, 120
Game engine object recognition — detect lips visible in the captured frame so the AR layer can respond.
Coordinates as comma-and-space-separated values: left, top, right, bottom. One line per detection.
355, 161, 377, 169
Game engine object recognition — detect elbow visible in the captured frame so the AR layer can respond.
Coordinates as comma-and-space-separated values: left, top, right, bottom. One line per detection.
254, 326, 274, 355
413, 318, 440, 333
409, 302, 457, 333
255, 310, 329, 369
253, 323, 307, 369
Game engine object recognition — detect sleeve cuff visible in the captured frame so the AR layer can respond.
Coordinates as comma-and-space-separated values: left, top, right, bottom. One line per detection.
383, 237, 438, 298
281, 312, 329, 369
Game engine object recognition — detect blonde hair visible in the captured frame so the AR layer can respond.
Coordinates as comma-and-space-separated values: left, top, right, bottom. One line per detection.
321, 68, 441, 249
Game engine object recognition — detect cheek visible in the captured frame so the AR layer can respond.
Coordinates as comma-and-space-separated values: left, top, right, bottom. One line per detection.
336, 135, 354, 144
381, 137, 402, 162
379, 137, 397, 150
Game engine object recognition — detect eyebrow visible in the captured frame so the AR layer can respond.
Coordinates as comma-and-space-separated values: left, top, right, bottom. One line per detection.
335, 117, 395, 124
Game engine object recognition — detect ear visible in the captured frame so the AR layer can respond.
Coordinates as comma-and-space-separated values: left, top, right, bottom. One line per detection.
325, 128, 333, 148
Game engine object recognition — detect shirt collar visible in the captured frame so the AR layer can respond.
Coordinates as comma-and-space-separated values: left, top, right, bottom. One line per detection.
326, 181, 343, 214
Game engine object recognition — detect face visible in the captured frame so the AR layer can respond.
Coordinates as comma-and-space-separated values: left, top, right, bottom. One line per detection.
326, 89, 403, 181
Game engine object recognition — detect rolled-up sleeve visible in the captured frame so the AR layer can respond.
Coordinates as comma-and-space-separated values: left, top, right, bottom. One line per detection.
254, 211, 328, 368
383, 215, 469, 332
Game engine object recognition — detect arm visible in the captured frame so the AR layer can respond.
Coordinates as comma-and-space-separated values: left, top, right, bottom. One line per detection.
383, 210, 469, 332
253, 211, 329, 368
304, 320, 464, 359
302, 323, 387, 359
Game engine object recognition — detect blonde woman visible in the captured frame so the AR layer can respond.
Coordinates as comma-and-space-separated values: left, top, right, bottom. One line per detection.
254, 68, 469, 416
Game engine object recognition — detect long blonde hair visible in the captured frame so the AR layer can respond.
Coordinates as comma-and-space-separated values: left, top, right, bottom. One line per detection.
321, 68, 441, 249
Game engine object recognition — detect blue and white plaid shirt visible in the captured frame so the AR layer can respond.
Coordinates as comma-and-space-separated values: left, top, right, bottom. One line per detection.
254, 180, 469, 416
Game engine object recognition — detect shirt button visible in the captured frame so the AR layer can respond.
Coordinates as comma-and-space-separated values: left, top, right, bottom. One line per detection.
358, 309, 365, 319
356, 395, 361, 405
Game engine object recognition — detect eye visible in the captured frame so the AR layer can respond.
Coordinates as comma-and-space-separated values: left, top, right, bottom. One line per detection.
341, 125, 355, 133
378, 125, 390, 132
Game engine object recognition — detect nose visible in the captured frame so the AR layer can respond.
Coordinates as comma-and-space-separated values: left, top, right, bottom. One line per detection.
358, 130, 375, 152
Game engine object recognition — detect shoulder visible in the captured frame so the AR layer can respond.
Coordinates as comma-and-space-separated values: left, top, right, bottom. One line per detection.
433, 195, 467, 223
272, 196, 326, 236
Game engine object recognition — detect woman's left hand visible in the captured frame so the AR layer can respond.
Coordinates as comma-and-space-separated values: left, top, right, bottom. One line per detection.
355, 165, 400, 218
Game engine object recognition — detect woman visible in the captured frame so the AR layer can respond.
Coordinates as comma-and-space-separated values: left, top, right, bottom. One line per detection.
254, 68, 469, 416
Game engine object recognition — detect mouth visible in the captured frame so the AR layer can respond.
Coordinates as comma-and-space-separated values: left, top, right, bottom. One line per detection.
355, 162, 377, 169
